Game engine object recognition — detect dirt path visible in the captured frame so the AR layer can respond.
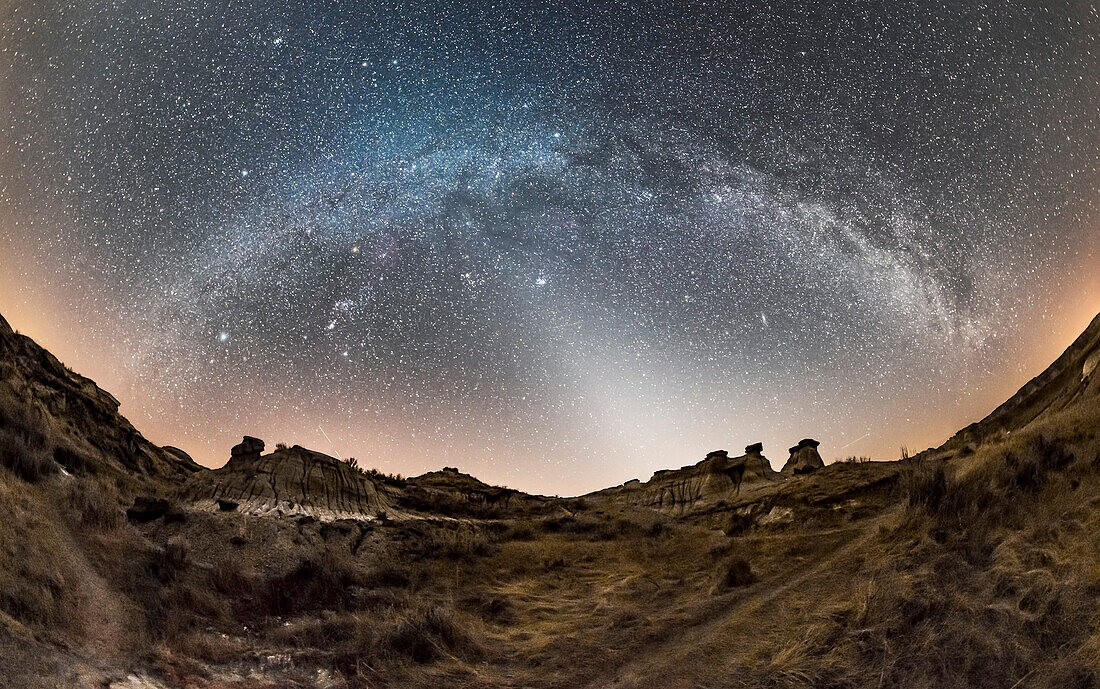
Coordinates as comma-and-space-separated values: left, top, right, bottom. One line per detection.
77, 564, 132, 661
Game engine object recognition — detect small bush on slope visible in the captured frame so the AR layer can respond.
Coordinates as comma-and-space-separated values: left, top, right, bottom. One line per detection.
714, 556, 756, 592
262, 549, 368, 615
66, 477, 121, 531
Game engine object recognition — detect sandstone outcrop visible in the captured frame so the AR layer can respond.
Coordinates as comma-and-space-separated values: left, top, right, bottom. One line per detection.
231, 436, 265, 461
623, 444, 781, 514
740, 443, 781, 481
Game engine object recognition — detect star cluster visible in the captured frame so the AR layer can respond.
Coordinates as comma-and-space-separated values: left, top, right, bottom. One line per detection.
1, 1, 1097, 493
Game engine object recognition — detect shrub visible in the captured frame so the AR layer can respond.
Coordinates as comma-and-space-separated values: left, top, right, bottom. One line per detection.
429, 530, 497, 560
510, 523, 537, 540
262, 551, 365, 615
725, 511, 755, 537
644, 520, 665, 538
360, 466, 405, 485
1000, 436, 1074, 494
714, 556, 756, 591
148, 539, 191, 583
0, 571, 68, 628
53, 445, 91, 474
207, 555, 253, 596
386, 602, 478, 663
399, 488, 498, 518
539, 515, 614, 539
274, 601, 482, 674
362, 563, 412, 589
903, 461, 949, 513
468, 594, 513, 624
905, 437, 1079, 526
0, 396, 48, 447
0, 397, 55, 481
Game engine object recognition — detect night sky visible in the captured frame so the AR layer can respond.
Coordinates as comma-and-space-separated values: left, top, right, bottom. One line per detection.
1, 1, 1097, 494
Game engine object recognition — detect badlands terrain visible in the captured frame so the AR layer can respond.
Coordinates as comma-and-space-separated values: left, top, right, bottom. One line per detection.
1, 309, 1099, 688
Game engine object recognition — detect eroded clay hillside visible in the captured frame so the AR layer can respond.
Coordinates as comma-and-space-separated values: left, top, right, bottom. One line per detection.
1, 311, 1099, 689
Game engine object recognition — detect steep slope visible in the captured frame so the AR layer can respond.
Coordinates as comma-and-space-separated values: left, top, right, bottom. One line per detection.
0, 313, 201, 483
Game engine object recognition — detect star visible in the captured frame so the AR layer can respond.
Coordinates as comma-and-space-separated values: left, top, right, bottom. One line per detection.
1, 0, 1093, 494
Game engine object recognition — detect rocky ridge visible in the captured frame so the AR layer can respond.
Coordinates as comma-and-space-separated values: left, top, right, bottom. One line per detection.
928, 312, 1100, 459
0, 312, 201, 482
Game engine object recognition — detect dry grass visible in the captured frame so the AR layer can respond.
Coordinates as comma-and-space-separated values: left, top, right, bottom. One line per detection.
0, 478, 84, 635
0, 397, 55, 482
66, 477, 122, 530
261, 550, 368, 616
749, 411, 1100, 689
271, 600, 484, 673
0, 384, 1098, 688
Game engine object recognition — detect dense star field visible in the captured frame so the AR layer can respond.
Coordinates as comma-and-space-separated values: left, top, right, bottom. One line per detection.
0, 1, 1097, 493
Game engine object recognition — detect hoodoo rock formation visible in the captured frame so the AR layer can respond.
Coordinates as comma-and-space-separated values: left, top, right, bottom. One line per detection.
3, 306, 1100, 689
183, 439, 396, 519
782, 439, 825, 475
623, 443, 782, 514
740, 443, 780, 481
230, 435, 265, 461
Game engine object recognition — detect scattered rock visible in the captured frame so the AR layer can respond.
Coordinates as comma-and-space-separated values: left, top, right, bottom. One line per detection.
126, 497, 171, 523
108, 674, 169, 689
